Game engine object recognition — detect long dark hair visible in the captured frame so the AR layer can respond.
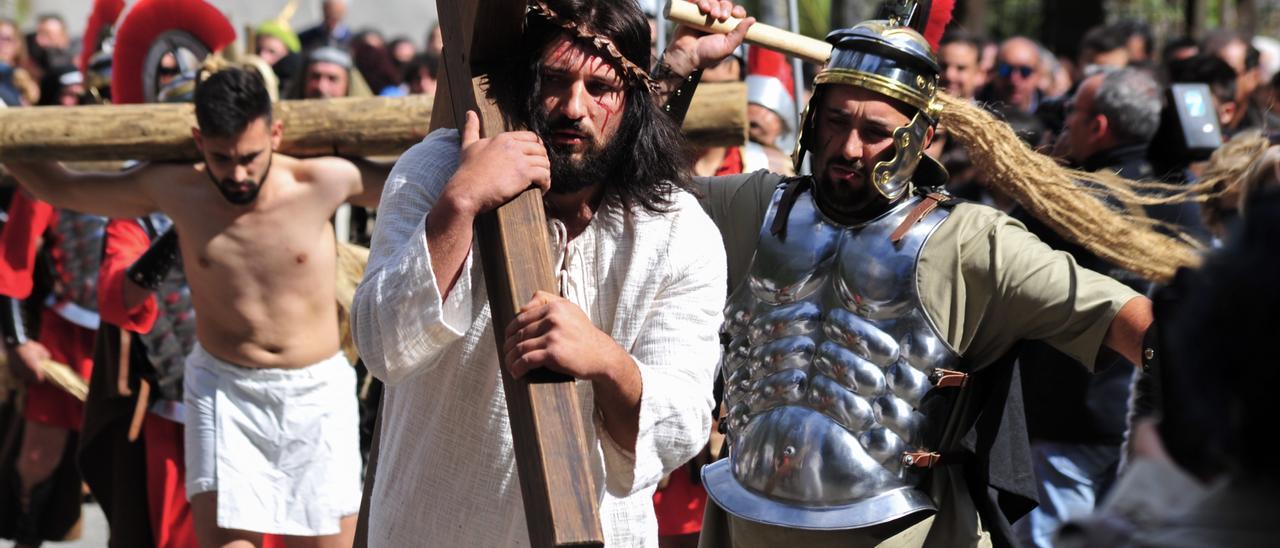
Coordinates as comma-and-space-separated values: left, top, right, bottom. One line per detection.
487, 0, 693, 214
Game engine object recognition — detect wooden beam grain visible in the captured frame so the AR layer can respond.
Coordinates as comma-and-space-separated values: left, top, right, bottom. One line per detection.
433, 0, 605, 545
0, 95, 433, 162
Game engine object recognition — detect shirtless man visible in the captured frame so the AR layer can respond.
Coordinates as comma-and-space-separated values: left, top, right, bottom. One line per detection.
4, 65, 386, 548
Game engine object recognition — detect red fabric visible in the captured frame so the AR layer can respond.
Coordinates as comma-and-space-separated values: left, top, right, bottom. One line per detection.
111, 0, 236, 105
99, 219, 160, 333
923, 0, 955, 51
143, 416, 196, 548
715, 147, 745, 177
142, 414, 287, 546
79, 0, 127, 72
652, 466, 707, 536
23, 309, 95, 431
746, 46, 796, 98
0, 191, 55, 299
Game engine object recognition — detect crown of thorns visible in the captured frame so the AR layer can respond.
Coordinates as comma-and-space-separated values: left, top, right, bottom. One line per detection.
528, 0, 658, 94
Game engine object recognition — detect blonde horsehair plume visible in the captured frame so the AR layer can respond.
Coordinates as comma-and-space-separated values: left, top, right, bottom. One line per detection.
935, 92, 1202, 282
0, 355, 88, 402
240, 55, 282, 102
198, 54, 231, 83
335, 241, 369, 367
1236, 141, 1280, 219
40, 360, 89, 402
196, 55, 280, 102
1197, 131, 1270, 233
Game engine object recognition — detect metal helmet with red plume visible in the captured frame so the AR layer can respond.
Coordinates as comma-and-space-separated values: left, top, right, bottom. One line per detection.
77, 0, 127, 103
78, 0, 125, 74
111, 0, 236, 105
792, 0, 956, 200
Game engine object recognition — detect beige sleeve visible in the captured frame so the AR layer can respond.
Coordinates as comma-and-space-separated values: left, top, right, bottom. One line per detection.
918, 202, 1140, 370
694, 170, 782, 294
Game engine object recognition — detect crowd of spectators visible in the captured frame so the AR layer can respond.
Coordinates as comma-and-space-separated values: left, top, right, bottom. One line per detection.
917, 19, 1280, 548
1, 4, 1278, 547
0, 1, 439, 109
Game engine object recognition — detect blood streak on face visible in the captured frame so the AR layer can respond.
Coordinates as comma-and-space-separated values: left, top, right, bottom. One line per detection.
538, 35, 627, 162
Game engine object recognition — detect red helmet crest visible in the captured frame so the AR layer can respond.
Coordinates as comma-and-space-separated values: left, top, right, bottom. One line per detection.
111, 0, 236, 104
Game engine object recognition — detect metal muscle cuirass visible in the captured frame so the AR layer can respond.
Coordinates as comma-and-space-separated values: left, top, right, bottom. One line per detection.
137, 214, 195, 403
51, 210, 106, 327
702, 184, 961, 530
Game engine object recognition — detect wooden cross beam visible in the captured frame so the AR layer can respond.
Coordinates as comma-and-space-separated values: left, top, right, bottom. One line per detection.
0, 96, 434, 162
0, 85, 742, 163
431, 0, 605, 546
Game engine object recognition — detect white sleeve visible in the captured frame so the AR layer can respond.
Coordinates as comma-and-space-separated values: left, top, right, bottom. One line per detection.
352, 129, 478, 386
596, 203, 727, 497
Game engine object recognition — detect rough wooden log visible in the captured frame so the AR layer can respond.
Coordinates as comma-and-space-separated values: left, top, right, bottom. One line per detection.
0, 89, 743, 160
682, 81, 748, 148
0, 95, 434, 162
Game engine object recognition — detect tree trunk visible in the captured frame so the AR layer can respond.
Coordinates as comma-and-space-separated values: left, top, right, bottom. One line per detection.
1238, 0, 1257, 39
959, 0, 988, 36
1039, 0, 1104, 59
1186, 0, 1205, 37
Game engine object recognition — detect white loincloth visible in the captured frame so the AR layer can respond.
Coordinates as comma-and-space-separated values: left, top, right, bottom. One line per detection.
184, 343, 362, 536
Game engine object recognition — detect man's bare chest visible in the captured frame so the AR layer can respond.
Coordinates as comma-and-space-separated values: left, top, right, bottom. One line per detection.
173, 201, 336, 285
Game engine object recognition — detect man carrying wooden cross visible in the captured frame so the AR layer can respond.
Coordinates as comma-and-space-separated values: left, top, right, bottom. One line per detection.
4, 64, 390, 547
351, 0, 751, 545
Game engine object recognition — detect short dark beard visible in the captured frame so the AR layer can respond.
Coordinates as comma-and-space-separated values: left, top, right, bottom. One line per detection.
205, 154, 272, 205
813, 158, 892, 225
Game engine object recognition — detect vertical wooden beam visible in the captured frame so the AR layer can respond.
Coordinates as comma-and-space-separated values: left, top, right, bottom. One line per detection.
432, 1, 606, 546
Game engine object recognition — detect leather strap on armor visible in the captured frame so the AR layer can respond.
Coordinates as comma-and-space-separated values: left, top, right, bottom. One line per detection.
902, 451, 942, 468
769, 176, 812, 239
0, 296, 29, 348
126, 227, 180, 291
929, 368, 969, 389
890, 192, 950, 244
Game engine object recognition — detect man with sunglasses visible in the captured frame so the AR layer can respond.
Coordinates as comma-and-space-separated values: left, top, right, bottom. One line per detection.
980, 36, 1043, 114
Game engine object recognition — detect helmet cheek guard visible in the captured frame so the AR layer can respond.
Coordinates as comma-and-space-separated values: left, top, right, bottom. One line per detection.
871, 103, 942, 201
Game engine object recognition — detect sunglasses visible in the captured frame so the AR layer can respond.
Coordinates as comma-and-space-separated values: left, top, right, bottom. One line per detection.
998, 63, 1036, 79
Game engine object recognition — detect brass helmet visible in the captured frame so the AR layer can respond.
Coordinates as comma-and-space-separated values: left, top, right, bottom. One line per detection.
793, 16, 948, 201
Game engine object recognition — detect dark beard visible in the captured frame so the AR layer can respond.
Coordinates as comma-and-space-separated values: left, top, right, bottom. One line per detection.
545, 142, 610, 195
205, 155, 272, 205
534, 117, 625, 195
813, 158, 889, 224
